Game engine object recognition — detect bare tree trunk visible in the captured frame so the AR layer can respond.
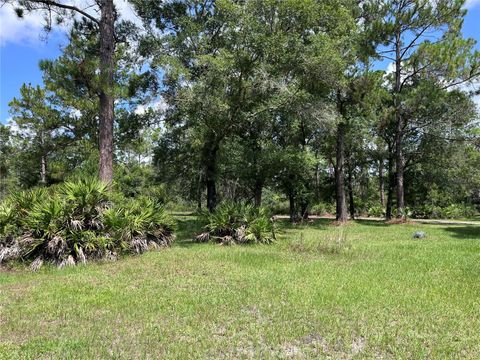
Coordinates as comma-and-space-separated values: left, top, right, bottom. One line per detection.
98, 0, 116, 183
289, 192, 296, 222
386, 153, 395, 220
300, 199, 309, 220
39, 130, 46, 185
253, 179, 263, 207
335, 122, 348, 222
206, 176, 216, 212
395, 119, 405, 217
394, 31, 405, 218
204, 139, 219, 212
197, 194, 202, 210
197, 171, 203, 211
40, 155, 47, 185
347, 164, 355, 220
379, 158, 385, 207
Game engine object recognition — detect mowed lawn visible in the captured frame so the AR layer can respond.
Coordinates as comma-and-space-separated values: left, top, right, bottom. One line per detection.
1, 216, 480, 359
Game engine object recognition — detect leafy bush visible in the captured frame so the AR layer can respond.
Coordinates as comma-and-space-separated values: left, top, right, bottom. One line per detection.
104, 196, 176, 253
267, 201, 290, 215
310, 202, 335, 216
366, 204, 385, 218
0, 178, 175, 270
195, 202, 275, 245
411, 203, 476, 219
442, 204, 476, 219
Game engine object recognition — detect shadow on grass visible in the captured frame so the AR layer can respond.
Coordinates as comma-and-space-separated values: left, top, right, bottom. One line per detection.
169, 211, 196, 217
275, 218, 332, 232
174, 217, 205, 247
354, 219, 391, 227
443, 226, 480, 240
277, 218, 391, 230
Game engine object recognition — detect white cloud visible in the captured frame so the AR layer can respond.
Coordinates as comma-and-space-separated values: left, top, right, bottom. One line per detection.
386, 62, 395, 75
134, 97, 166, 115
0, 6, 53, 46
455, 78, 480, 111
0, 1, 141, 47
5, 117, 22, 136
115, 0, 142, 25
464, 0, 480, 9
71, 109, 82, 118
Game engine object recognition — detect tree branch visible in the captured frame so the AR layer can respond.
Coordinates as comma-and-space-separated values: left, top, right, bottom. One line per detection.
28, 0, 99, 24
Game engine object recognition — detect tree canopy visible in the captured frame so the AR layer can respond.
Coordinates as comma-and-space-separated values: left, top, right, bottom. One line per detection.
1, 0, 479, 221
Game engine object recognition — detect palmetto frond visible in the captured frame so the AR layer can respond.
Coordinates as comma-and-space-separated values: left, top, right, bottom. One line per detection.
195, 202, 276, 245
0, 179, 176, 269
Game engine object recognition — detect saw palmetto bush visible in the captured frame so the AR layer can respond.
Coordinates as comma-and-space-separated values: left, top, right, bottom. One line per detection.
195, 202, 275, 245
0, 202, 19, 263
103, 196, 176, 254
0, 178, 175, 270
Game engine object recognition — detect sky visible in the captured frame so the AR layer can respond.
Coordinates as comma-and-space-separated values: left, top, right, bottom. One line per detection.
1, 1, 480, 124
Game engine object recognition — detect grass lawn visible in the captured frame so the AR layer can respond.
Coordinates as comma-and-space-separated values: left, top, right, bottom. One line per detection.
1, 216, 480, 359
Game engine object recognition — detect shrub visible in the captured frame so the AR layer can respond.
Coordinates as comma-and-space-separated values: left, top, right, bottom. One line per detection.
0, 202, 17, 237
104, 196, 176, 253
310, 202, 335, 216
267, 201, 290, 215
442, 204, 476, 219
366, 204, 385, 218
195, 202, 275, 245
0, 178, 176, 270
411, 203, 476, 219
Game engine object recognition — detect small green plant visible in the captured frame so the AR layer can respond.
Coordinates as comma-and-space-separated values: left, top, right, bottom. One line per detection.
195, 202, 275, 245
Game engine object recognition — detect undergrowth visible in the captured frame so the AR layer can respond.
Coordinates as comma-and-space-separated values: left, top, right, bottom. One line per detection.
0, 178, 175, 270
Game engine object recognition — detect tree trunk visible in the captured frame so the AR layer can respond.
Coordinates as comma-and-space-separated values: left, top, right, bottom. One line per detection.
395, 119, 405, 218
39, 130, 46, 185
40, 155, 47, 185
315, 162, 321, 203
197, 171, 203, 211
379, 158, 385, 207
300, 199, 309, 220
394, 31, 405, 218
98, 0, 116, 183
335, 122, 348, 222
386, 154, 395, 220
347, 164, 355, 220
197, 194, 202, 210
289, 192, 296, 222
204, 140, 219, 212
253, 179, 263, 207
206, 176, 216, 212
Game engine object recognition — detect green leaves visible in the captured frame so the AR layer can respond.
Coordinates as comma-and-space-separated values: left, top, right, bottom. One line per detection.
62, 177, 109, 216
0, 179, 176, 269
197, 202, 275, 245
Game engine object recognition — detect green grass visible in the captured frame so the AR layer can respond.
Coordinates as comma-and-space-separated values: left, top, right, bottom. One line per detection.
1, 216, 480, 359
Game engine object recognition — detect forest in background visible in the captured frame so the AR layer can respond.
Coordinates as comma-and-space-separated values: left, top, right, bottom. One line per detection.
0, 0, 479, 222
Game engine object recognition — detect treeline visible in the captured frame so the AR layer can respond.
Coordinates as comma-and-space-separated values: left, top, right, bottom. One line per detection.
1, 0, 479, 221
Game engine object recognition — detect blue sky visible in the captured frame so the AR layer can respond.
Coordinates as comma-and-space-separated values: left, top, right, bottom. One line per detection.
0, 2, 479, 124
0, 33, 66, 122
